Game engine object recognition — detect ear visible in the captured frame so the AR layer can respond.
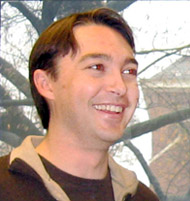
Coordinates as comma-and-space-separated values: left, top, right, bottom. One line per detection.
33, 69, 55, 100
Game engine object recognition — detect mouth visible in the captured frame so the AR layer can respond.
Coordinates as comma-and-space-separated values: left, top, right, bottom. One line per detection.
93, 104, 124, 113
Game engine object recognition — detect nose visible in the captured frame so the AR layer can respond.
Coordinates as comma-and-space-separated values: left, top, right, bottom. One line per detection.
105, 72, 127, 96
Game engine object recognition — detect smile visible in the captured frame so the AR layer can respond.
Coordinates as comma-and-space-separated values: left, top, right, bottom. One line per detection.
93, 105, 123, 113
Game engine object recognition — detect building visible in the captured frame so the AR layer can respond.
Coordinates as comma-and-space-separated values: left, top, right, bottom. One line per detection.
140, 56, 190, 196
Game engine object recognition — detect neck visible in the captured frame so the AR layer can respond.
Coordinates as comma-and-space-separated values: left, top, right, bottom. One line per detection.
36, 130, 110, 180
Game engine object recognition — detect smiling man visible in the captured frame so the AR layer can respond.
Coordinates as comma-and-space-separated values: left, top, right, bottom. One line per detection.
0, 8, 159, 201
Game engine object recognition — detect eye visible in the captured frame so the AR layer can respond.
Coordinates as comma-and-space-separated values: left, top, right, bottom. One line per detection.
122, 69, 137, 76
90, 64, 104, 71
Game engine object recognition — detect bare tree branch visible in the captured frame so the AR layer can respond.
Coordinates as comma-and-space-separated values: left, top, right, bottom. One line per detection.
107, 0, 137, 11
42, 1, 63, 28
137, 44, 190, 55
0, 85, 42, 145
8, 1, 43, 35
0, 57, 31, 98
138, 44, 190, 75
125, 141, 165, 201
138, 51, 178, 75
165, 159, 190, 198
0, 99, 34, 107
0, 130, 22, 147
119, 108, 190, 141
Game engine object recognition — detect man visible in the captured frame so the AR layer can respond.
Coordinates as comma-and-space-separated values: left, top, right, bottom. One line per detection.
0, 8, 159, 201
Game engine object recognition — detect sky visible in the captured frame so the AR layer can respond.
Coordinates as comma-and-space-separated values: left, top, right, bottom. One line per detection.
125, 0, 190, 78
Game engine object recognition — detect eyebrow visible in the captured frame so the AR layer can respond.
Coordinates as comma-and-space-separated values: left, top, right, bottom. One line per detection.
123, 57, 138, 67
79, 53, 138, 67
79, 53, 111, 63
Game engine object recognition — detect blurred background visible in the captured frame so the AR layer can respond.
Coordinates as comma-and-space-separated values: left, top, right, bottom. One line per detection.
0, 1, 190, 200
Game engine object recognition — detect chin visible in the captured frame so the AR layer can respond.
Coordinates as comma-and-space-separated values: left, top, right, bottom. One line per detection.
99, 129, 124, 144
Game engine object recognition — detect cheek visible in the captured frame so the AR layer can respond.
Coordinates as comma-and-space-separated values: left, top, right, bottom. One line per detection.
65, 82, 94, 111
75, 77, 102, 98
128, 84, 139, 102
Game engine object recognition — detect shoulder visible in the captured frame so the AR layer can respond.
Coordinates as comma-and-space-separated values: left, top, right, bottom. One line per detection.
0, 154, 14, 199
0, 154, 56, 201
131, 182, 159, 201
0, 153, 10, 164
0, 154, 11, 181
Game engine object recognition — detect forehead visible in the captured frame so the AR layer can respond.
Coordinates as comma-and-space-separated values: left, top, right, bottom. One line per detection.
73, 24, 134, 56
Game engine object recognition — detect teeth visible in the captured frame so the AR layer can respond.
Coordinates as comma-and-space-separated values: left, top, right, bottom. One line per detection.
94, 105, 123, 113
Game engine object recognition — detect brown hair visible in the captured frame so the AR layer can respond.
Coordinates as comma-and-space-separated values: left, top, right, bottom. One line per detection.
29, 7, 135, 129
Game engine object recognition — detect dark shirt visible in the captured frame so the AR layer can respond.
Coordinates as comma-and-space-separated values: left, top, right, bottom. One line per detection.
0, 154, 159, 201
40, 156, 115, 201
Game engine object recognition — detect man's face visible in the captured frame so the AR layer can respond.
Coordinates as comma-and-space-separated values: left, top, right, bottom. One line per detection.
49, 24, 139, 148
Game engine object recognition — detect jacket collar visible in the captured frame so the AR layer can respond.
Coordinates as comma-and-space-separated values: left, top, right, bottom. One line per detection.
10, 136, 138, 201
109, 156, 138, 200
10, 136, 70, 201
